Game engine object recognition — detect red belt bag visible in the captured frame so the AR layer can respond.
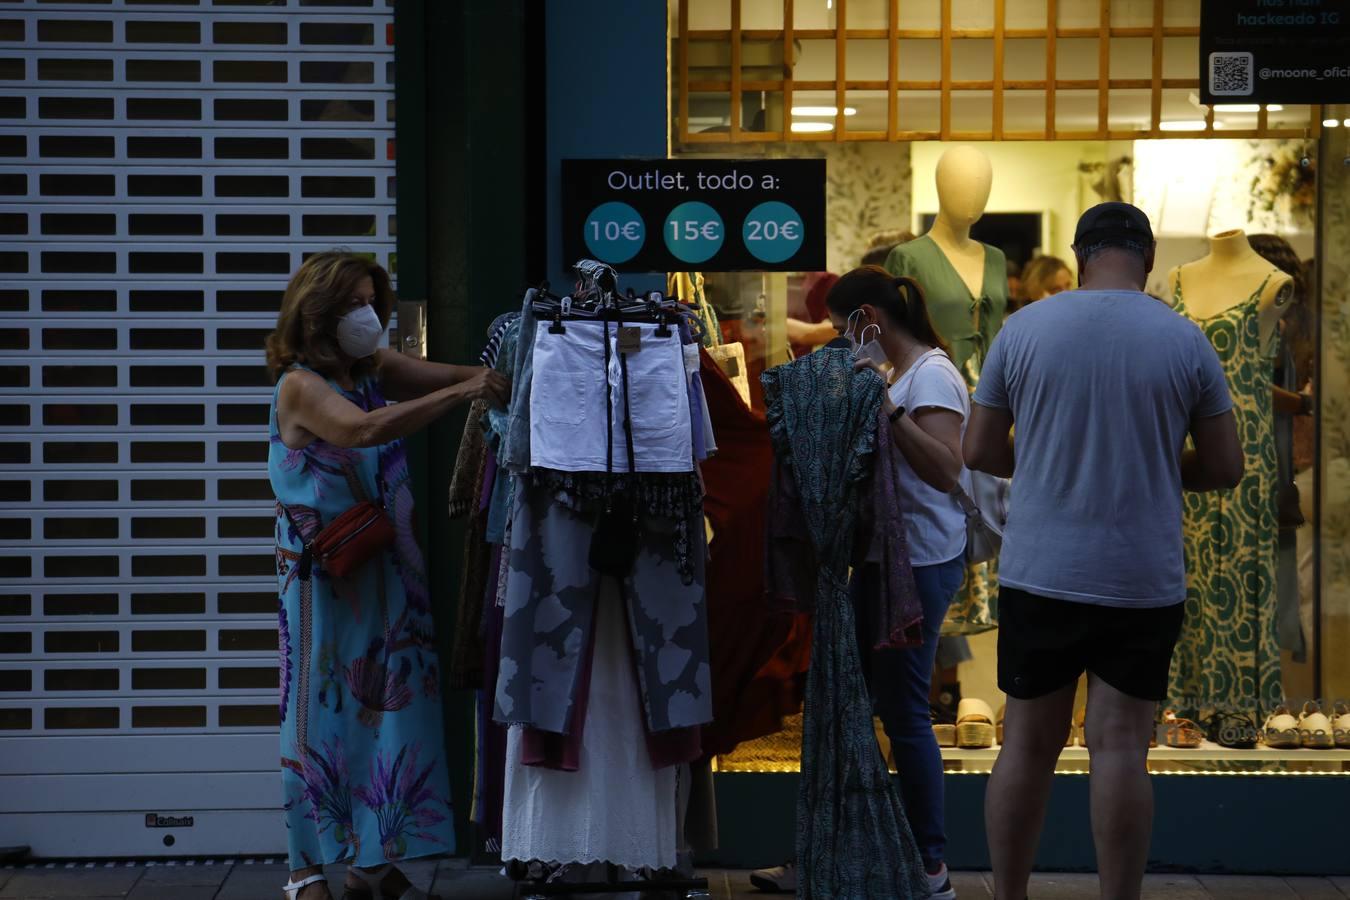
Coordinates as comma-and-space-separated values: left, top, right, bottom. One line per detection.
309, 500, 395, 579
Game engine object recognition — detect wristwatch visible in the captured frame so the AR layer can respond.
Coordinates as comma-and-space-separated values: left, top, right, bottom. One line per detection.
1300, 393, 1314, 416
888, 404, 906, 423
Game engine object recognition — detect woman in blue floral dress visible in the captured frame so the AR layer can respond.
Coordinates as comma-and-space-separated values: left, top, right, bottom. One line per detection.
265, 253, 509, 900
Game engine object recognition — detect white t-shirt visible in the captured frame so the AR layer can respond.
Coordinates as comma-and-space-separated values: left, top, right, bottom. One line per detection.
887, 349, 970, 566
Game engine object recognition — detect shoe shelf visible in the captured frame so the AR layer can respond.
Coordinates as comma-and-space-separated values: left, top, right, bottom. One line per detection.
939, 742, 1350, 773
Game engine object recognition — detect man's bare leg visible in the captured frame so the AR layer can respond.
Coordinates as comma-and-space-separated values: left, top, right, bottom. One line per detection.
985, 681, 1076, 900
1084, 674, 1157, 900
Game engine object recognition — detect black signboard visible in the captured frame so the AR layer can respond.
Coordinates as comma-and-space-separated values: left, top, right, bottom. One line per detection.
1200, 0, 1350, 104
561, 158, 826, 273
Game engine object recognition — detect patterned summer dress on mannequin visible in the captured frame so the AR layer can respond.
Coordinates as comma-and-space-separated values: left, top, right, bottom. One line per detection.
1167, 275, 1282, 715
269, 367, 455, 870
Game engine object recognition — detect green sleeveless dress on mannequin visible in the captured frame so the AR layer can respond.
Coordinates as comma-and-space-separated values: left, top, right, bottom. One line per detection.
1168, 274, 1282, 716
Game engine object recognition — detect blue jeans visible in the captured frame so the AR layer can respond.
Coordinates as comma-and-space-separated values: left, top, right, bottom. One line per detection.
855, 555, 966, 869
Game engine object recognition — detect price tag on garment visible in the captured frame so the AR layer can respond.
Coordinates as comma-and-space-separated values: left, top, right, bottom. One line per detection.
617, 326, 643, 354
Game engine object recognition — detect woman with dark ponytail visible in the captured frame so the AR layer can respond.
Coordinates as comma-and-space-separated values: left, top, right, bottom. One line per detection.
824, 265, 970, 899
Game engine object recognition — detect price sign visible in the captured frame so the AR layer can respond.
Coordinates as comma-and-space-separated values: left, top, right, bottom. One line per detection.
561, 159, 825, 272
743, 201, 805, 264
664, 202, 724, 264
584, 201, 645, 264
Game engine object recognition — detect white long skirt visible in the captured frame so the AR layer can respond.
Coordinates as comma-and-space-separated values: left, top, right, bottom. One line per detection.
501, 579, 678, 871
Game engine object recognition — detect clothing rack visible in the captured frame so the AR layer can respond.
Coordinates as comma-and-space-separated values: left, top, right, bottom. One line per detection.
529, 282, 682, 334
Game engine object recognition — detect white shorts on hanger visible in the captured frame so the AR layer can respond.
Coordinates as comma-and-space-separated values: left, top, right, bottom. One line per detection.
529, 319, 694, 474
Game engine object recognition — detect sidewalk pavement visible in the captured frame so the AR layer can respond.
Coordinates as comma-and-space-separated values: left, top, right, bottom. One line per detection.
1, 859, 1347, 899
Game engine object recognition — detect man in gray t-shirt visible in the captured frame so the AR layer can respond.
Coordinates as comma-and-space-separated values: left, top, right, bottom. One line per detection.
963, 203, 1243, 900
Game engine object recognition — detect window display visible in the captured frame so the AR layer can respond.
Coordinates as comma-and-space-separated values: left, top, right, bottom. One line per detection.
678, 136, 1348, 779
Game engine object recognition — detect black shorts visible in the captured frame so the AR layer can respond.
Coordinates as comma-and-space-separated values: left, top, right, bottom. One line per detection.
997, 587, 1185, 702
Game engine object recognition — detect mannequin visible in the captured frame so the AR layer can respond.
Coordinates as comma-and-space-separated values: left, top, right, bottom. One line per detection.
1166, 228, 1290, 717
884, 146, 1006, 638
1166, 229, 1292, 347
884, 146, 1006, 385
927, 146, 995, 298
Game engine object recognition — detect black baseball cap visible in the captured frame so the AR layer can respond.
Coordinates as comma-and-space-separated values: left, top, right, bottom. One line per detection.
1073, 202, 1154, 248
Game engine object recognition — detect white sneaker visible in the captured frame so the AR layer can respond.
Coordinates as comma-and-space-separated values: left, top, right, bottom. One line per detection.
927, 863, 957, 900
749, 862, 797, 893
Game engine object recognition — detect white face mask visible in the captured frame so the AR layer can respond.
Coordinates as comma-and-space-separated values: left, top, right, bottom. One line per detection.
336, 304, 384, 359
854, 322, 888, 369
843, 309, 865, 349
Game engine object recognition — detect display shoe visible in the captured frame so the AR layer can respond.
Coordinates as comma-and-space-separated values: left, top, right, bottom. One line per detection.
933, 723, 958, 747
955, 698, 996, 748
1263, 705, 1301, 748
1333, 702, 1350, 749
1072, 705, 1086, 747
1159, 710, 1204, 748
931, 682, 961, 726
1204, 710, 1259, 749
1297, 701, 1335, 749
749, 862, 797, 893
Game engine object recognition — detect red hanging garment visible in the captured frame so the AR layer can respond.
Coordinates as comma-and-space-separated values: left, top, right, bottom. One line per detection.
697, 348, 811, 758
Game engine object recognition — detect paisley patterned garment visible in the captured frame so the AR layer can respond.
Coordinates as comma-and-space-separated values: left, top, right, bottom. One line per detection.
1168, 277, 1282, 715
269, 368, 454, 870
762, 349, 927, 900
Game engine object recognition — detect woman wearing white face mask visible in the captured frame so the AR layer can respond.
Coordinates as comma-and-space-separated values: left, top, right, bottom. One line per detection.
265, 252, 508, 900
824, 266, 970, 900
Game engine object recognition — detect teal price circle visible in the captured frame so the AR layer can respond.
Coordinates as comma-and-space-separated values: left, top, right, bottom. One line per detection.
584, 201, 645, 264
663, 201, 724, 265
743, 201, 805, 264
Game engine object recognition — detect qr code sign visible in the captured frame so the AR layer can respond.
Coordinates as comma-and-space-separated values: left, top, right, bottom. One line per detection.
1209, 51, 1254, 96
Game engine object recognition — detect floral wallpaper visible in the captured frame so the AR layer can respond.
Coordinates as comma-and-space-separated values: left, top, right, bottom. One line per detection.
685, 142, 914, 274
1318, 127, 1350, 696
816, 142, 912, 273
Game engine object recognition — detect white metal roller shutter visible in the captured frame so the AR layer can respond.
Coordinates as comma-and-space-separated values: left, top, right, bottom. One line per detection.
0, 0, 396, 858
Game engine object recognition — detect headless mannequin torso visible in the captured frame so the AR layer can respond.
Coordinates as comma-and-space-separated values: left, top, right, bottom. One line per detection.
1167, 229, 1292, 348
926, 146, 994, 298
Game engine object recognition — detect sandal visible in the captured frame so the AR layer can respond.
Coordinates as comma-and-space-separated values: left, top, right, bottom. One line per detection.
1297, 701, 1334, 748
343, 865, 440, 900
955, 698, 996, 748
1160, 710, 1203, 748
1333, 701, 1350, 749
284, 874, 329, 900
1263, 705, 1302, 748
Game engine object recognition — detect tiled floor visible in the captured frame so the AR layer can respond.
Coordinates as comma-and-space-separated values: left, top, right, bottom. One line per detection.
0, 861, 1347, 899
